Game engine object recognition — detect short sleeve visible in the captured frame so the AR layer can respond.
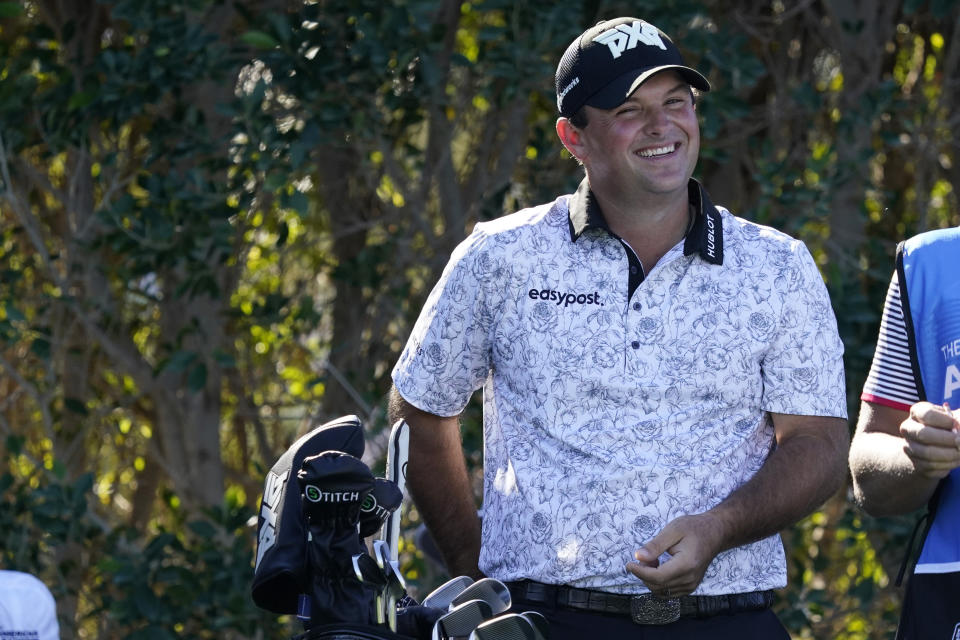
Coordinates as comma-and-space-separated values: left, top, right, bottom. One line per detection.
760, 241, 848, 418
860, 271, 919, 410
391, 232, 497, 416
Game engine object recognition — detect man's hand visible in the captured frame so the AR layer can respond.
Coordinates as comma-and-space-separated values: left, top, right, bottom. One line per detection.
625, 512, 727, 598
851, 401, 954, 515
901, 401, 960, 479
627, 413, 847, 595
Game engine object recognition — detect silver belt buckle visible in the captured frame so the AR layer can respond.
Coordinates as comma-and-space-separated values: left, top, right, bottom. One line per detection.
630, 594, 681, 625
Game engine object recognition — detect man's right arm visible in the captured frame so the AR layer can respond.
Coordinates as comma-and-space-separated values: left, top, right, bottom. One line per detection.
388, 387, 483, 579
849, 400, 960, 516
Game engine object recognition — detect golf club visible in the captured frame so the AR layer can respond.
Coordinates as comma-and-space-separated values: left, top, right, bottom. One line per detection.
449, 578, 511, 615
431, 598, 495, 640
520, 611, 549, 640
382, 419, 410, 564
373, 538, 406, 631
422, 575, 475, 610
467, 613, 537, 640
351, 553, 387, 625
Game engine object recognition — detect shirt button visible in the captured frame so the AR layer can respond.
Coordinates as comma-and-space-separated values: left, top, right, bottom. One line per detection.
631, 341, 640, 349
632, 302, 641, 311
630, 265, 639, 275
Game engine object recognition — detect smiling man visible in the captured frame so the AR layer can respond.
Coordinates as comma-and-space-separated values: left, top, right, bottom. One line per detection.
390, 17, 849, 639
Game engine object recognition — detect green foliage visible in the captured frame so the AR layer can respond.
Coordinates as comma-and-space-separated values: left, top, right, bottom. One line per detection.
97, 509, 280, 639
0, 438, 290, 639
779, 506, 910, 639
0, 438, 99, 573
3, 1, 960, 638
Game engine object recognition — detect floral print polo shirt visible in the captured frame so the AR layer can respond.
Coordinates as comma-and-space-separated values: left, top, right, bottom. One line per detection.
392, 178, 847, 595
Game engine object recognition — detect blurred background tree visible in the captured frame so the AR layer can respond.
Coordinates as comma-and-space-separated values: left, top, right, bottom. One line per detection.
1, 0, 958, 638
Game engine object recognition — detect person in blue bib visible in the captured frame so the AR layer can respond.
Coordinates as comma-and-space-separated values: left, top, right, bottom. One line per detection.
850, 226, 960, 639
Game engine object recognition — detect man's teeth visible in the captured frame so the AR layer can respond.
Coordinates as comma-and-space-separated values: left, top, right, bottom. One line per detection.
637, 144, 675, 158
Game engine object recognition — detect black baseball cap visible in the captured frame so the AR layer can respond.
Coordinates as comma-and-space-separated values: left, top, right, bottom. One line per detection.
555, 17, 711, 118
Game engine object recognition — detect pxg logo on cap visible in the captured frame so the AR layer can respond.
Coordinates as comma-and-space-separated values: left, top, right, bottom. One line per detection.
593, 19, 668, 59
555, 17, 710, 118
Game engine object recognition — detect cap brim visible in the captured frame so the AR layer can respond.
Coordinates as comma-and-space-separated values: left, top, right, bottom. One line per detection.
586, 65, 711, 110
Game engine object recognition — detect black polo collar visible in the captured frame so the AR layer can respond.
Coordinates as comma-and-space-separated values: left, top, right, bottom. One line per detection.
567, 177, 724, 266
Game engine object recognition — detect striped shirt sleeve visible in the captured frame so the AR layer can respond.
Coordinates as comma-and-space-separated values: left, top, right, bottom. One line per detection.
860, 271, 919, 411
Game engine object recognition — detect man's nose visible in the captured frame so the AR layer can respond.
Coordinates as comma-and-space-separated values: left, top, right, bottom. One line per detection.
642, 107, 670, 134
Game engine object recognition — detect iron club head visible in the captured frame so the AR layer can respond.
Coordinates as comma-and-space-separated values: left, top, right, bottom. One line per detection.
431, 598, 494, 640
422, 575, 475, 610
520, 611, 549, 640
449, 577, 511, 615
468, 613, 537, 640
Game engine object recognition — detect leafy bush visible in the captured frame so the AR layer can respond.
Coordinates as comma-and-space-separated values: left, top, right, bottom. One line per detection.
1, 436, 292, 639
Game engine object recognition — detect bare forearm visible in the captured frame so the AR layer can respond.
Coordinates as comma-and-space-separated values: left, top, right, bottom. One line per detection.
389, 388, 483, 579
848, 401, 956, 516
849, 431, 939, 515
710, 417, 849, 551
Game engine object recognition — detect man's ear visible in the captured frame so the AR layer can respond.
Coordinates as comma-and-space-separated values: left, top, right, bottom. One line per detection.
556, 117, 586, 162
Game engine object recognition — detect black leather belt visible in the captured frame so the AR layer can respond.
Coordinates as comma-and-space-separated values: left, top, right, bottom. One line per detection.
506, 580, 774, 625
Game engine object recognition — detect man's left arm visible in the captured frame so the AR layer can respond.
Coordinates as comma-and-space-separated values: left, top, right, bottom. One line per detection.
626, 412, 849, 597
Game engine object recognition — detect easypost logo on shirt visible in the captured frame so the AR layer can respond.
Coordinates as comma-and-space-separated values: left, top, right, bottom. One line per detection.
593, 20, 666, 59
528, 288, 603, 307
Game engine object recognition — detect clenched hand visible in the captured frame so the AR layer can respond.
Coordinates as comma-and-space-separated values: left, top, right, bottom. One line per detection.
625, 512, 727, 598
901, 401, 960, 479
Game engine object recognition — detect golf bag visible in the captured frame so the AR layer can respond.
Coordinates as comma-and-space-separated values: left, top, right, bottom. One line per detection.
252, 416, 544, 640
252, 415, 367, 615
252, 415, 428, 637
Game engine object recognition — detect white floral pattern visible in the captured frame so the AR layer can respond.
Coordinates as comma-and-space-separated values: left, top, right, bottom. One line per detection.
392, 190, 847, 595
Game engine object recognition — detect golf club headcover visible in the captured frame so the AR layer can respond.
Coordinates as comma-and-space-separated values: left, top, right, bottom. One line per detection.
358, 478, 404, 539
252, 415, 365, 614
395, 604, 445, 639
298, 451, 375, 528
298, 450, 376, 626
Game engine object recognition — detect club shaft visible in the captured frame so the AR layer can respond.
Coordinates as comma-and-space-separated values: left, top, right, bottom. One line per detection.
382, 419, 409, 563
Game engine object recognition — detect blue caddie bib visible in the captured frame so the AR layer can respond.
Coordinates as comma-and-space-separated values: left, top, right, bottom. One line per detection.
898, 227, 960, 574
